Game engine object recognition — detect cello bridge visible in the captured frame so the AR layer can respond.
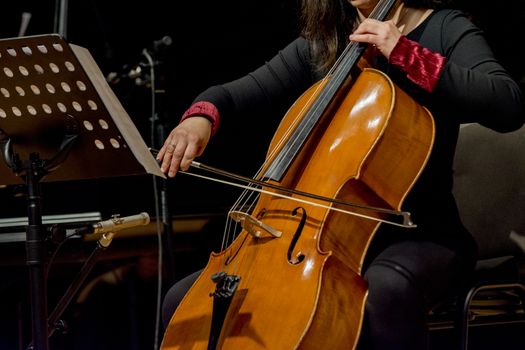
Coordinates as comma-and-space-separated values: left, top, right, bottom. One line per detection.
229, 210, 282, 238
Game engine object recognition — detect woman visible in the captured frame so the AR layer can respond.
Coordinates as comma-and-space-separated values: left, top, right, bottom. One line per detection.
158, 0, 524, 349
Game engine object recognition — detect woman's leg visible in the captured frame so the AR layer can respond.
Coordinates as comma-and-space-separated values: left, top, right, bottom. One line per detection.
162, 270, 202, 328
359, 240, 470, 350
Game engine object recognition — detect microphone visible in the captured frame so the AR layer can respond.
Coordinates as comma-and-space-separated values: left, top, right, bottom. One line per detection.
75, 212, 150, 235
106, 35, 172, 85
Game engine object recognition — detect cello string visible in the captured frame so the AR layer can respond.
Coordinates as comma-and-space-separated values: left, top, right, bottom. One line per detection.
255, 37, 365, 181
224, 190, 260, 273
242, 27, 359, 183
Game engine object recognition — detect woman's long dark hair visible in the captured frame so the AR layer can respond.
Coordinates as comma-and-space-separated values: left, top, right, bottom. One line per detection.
301, 0, 457, 72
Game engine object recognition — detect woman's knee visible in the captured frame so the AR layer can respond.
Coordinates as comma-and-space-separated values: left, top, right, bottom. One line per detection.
162, 270, 202, 328
364, 261, 420, 311
362, 262, 427, 348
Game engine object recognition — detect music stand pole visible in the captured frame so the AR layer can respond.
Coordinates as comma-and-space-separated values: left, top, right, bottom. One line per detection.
24, 155, 49, 350
1, 124, 78, 350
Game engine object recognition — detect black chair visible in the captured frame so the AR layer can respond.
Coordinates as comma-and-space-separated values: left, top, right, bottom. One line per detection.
428, 123, 525, 349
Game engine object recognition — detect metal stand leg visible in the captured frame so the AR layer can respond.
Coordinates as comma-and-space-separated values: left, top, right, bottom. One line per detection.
25, 157, 49, 350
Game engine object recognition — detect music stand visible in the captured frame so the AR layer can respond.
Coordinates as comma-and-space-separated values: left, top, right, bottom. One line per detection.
0, 34, 165, 350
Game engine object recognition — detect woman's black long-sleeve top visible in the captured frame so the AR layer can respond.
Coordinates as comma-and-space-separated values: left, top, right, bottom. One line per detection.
190, 9, 524, 259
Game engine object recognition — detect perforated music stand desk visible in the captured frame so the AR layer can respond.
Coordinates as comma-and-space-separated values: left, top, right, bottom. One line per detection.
0, 34, 165, 349
0, 34, 164, 184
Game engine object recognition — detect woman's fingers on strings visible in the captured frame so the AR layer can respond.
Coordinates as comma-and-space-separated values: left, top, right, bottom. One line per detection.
350, 19, 392, 39
352, 18, 381, 35
350, 19, 400, 59
349, 22, 380, 46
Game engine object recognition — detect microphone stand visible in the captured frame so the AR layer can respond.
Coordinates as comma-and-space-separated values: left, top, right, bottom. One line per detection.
30, 231, 117, 348
54, 0, 69, 38
141, 45, 176, 350
141, 47, 176, 285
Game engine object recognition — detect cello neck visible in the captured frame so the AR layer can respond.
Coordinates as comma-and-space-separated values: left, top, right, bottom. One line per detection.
330, 0, 400, 83
262, 0, 399, 182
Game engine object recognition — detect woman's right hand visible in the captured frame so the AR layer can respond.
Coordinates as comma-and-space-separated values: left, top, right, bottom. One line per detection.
157, 116, 212, 177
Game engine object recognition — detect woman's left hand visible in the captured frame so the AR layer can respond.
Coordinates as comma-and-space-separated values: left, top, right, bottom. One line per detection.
349, 19, 402, 60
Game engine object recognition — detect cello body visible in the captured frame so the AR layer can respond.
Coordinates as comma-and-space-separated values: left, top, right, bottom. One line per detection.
161, 68, 435, 350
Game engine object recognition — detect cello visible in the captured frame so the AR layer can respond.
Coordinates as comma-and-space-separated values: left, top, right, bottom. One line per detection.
161, 0, 435, 348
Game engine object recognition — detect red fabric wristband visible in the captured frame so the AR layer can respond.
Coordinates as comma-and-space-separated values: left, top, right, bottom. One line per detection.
179, 101, 220, 136
389, 35, 446, 93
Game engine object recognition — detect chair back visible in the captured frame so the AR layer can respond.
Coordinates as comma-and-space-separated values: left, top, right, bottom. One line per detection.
453, 123, 525, 258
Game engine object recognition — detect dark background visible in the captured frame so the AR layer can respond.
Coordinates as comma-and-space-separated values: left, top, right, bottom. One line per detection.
0, 0, 524, 220
0, 0, 524, 219
0, 1, 524, 349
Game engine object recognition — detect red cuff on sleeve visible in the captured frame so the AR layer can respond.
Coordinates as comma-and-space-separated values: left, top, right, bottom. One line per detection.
389, 35, 446, 93
179, 101, 220, 136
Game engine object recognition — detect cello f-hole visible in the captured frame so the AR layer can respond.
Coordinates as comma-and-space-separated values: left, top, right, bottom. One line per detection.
287, 207, 306, 265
